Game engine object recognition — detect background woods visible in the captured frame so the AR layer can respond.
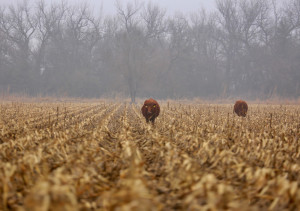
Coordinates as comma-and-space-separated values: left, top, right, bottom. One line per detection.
0, 0, 300, 101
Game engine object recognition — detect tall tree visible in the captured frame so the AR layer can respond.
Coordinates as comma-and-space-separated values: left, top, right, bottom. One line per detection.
216, 0, 245, 97
115, 0, 144, 103
0, 1, 36, 92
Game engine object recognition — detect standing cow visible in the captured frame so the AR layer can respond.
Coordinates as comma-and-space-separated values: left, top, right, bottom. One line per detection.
141, 98, 160, 124
234, 100, 248, 117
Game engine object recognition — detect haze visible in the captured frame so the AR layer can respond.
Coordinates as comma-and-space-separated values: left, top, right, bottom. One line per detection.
0, 0, 299, 102
1, 0, 215, 15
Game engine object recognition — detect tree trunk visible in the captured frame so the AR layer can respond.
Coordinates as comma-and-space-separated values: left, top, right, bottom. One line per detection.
128, 75, 136, 104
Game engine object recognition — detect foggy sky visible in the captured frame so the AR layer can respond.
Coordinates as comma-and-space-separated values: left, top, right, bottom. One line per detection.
0, 0, 216, 15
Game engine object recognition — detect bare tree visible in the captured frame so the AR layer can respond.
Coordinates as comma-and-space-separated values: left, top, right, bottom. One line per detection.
0, 1, 37, 92
164, 14, 194, 98
270, 0, 300, 96
216, 0, 241, 96
141, 2, 166, 41
114, 0, 144, 103
239, 0, 263, 49
0, 6, 11, 92
189, 10, 222, 97
34, 0, 67, 74
0, 2, 36, 64
115, 0, 142, 32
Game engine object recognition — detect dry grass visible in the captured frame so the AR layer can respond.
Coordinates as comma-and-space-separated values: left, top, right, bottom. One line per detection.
0, 100, 300, 210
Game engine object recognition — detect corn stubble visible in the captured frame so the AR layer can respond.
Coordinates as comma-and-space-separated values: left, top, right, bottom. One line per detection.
0, 101, 300, 210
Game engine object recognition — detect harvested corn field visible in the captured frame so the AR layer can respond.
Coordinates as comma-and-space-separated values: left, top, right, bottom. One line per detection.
0, 100, 300, 210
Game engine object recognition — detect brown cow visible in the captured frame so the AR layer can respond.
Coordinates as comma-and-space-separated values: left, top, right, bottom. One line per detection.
234, 100, 248, 117
141, 98, 160, 124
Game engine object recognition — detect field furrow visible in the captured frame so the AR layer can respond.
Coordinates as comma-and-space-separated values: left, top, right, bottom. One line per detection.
0, 100, 300, 210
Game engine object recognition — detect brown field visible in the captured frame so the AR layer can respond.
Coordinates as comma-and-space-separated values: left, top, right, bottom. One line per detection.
0, 100, 300, 210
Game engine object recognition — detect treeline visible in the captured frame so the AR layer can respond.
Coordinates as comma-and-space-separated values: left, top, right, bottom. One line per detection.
0, 0, 300, 101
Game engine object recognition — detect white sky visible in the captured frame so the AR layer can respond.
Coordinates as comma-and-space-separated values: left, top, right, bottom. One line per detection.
0, 0, 216, 16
